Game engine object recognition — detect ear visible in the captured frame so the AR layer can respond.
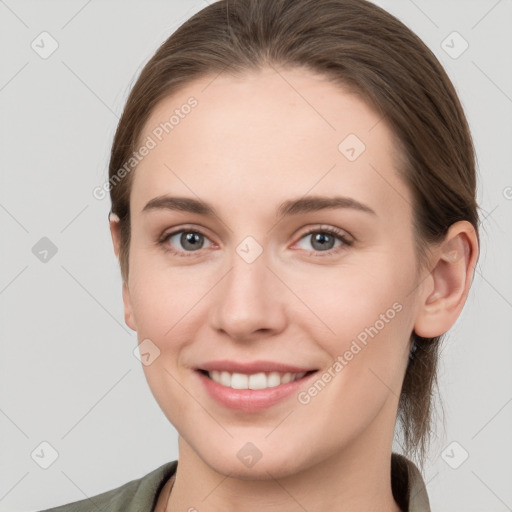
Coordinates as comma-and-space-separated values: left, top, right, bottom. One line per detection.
109, 213, 137, 332
414, 220, 479, 338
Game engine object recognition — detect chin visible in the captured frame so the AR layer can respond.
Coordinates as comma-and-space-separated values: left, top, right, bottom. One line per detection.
210, 456, 302, 481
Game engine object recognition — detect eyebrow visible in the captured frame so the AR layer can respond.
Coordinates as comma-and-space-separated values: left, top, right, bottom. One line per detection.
141, 194, 377, 218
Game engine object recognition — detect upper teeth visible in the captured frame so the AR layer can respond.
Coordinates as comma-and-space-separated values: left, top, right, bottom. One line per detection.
208, 370, 307, 390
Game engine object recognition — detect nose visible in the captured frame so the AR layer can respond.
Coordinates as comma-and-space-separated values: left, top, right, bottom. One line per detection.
209, 247, 287, 342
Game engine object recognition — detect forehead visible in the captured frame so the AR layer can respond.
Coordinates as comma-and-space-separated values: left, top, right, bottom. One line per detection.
131, 67, 410, 221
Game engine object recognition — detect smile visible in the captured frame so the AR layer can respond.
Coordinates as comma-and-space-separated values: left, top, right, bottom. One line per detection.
196, 366, 319, 412
202, 370, 313, 390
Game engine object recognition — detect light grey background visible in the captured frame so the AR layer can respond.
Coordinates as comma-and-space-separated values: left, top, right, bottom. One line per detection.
0, 1, 511, 510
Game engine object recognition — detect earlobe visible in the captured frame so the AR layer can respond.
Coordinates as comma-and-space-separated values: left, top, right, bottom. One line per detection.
110, 213, 137, 331
414, 221, 479, 338
122, 281, 137, 332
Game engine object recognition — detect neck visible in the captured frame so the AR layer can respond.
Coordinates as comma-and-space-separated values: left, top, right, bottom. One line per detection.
165, 435, 402, 512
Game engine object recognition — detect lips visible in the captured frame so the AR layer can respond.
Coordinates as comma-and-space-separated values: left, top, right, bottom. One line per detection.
194, 360, 319, 411
198, 360, 316, 374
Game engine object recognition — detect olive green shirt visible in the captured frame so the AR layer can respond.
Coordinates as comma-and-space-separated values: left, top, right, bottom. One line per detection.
36, 453, 430, 512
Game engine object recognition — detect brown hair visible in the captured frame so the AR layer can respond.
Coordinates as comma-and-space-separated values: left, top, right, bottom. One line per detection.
108, 0, 480, 470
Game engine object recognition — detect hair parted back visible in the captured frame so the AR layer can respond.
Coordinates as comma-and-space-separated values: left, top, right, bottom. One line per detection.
108, 0, 480, 470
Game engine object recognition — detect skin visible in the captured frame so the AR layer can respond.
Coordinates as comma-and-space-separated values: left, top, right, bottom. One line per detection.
109, 67, 478, 512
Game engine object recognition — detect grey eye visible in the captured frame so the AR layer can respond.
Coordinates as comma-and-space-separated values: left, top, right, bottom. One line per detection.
167, 231, 211, 252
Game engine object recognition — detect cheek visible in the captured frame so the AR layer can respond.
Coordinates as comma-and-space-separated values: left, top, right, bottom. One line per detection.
293, 261, 410, 338
291, 257, 415, 395
127, 247, 215, 338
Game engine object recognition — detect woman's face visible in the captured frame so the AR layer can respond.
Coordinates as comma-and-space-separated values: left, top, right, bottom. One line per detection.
119, 67, 425, 478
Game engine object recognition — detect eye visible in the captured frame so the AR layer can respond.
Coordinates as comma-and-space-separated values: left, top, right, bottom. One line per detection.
158, 225, 352, 258
294, 226, 352, 256
159, 228, 214, 257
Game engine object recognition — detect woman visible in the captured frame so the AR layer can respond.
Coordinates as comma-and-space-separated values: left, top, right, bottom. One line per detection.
39, 0, 479, 510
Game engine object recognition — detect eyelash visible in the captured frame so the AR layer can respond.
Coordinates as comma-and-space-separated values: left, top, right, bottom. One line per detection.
157, 225, 353, 258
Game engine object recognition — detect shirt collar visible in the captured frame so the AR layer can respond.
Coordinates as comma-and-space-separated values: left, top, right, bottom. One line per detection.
132, 455, 431, 512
